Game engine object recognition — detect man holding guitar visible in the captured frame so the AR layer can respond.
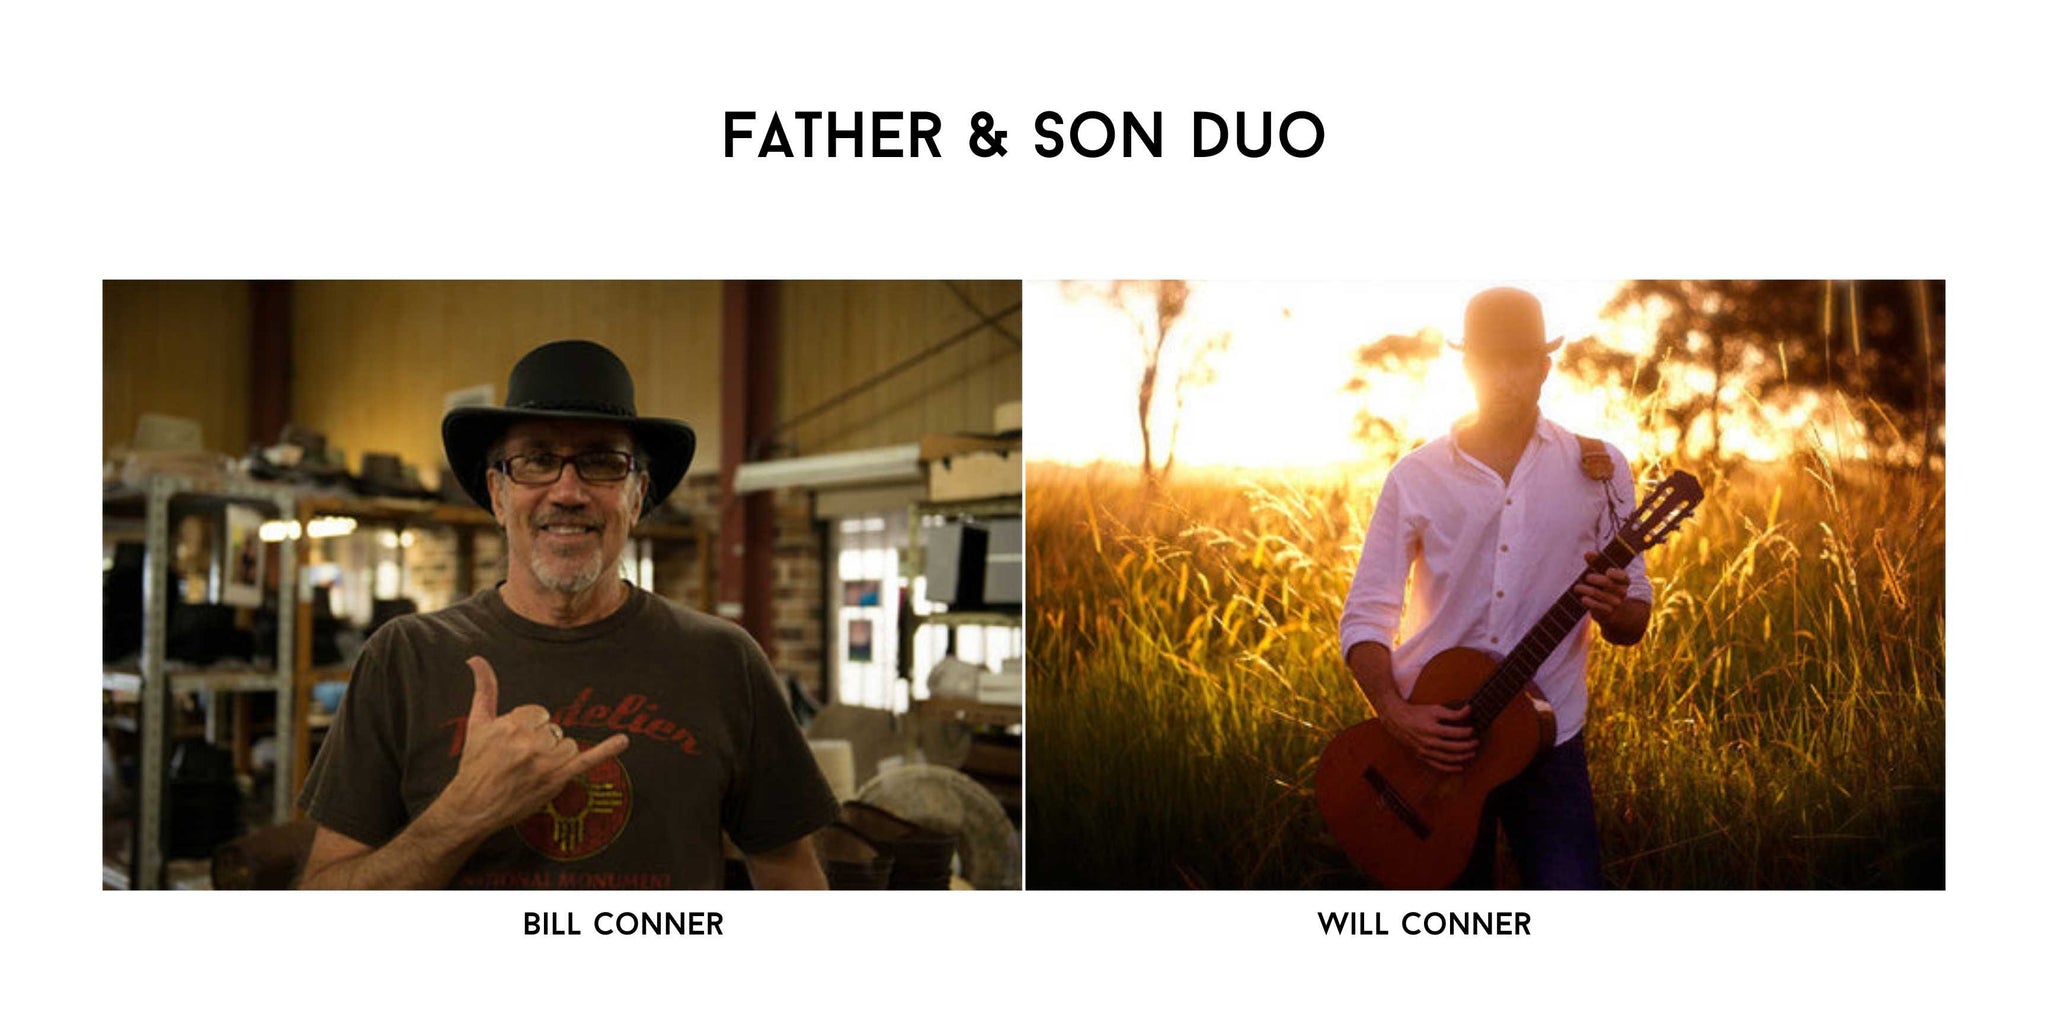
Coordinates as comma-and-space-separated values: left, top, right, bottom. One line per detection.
1334, 286, 1654, 889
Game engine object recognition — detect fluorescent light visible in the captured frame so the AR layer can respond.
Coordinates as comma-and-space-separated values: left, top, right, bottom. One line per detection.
306, 516, 357, 539
258, 520, 302, 542
732, 444, 922, 493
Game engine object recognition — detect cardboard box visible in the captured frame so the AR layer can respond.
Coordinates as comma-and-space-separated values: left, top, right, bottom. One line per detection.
927, 449, 1021, 502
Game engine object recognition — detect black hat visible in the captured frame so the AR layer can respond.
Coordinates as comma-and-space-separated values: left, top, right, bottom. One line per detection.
440, 340, 696, 514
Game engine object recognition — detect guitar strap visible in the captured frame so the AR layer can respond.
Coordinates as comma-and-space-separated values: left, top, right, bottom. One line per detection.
1576, 434, 1627, 544
1575, 434, 1612, 481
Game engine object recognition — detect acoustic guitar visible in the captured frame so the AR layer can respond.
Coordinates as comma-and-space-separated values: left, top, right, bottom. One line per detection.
1315, 470, 1704, 888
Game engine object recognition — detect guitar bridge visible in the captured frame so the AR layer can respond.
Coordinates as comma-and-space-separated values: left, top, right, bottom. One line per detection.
1363, 766, 1432, 839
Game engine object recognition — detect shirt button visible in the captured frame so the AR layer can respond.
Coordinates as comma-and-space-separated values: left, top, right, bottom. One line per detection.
1495, 590, 1504, 598
1505, 498, 1513, 506
1500, 544, 1509, 552
1490, 636, 1500, 643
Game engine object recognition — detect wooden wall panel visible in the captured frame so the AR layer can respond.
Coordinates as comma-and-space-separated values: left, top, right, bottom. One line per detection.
102, 281, 252, 457
290, 281, 726, 485
776, 280, 1022, 456
104, 280, 1023, 486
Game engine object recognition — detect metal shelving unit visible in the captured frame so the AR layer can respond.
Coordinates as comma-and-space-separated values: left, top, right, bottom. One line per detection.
103, 474, 297, 890
900, 497, 1023, 581
898, 496, 1023, 728
898, 496, 1024, 671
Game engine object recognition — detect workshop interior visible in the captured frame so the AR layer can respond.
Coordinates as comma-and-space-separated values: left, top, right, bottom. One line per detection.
102, 279, 1024, 890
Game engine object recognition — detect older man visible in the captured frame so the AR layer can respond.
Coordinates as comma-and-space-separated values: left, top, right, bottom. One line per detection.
297, 340, 838, 889
1339, 287, 1654, 889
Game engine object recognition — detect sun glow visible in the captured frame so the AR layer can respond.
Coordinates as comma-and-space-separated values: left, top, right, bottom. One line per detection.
1031, 280, 1693, 472
1025, 280, 1918, 475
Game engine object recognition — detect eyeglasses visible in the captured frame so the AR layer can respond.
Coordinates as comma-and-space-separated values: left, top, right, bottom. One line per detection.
494, 450, 639, 485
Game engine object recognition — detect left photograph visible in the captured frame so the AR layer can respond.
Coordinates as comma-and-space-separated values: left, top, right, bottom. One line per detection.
102, 280, 1023, 890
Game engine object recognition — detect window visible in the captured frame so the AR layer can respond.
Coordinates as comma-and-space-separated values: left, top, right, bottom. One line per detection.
828, 511, 1021, 711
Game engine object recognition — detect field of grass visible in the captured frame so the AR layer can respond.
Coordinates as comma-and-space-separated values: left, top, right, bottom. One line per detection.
1024, 451, 1945, 888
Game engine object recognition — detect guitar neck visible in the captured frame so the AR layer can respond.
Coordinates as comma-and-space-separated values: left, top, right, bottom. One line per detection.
1464, 533, 1638, 736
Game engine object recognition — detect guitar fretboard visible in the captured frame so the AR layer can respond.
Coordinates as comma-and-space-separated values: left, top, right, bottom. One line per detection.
1464, 533, 1639, 735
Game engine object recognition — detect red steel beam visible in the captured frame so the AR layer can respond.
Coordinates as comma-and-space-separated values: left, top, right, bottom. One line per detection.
718, 280, 779, 652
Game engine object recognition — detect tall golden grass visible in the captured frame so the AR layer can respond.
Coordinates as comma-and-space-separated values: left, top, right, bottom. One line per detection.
1025, 448, 1944, 888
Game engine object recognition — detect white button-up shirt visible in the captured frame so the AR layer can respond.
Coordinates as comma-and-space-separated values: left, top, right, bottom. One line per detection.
1339, 417, 1652, 744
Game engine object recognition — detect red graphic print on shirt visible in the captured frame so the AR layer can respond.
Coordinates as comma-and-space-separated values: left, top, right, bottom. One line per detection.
440, 688, 704, 759
514, 739, 634, 861
438, 687, 703, 863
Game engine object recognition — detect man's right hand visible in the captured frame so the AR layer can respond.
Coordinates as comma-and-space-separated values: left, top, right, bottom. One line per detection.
1346, 640, 1478, 774
1379, 698, 1478, 774
437, 655, 630, 836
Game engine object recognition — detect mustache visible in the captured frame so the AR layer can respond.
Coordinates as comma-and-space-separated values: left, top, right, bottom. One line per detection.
533, 513, 603, 531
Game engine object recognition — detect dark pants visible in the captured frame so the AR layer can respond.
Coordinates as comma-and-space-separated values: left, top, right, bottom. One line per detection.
1452, 733, 1603, 890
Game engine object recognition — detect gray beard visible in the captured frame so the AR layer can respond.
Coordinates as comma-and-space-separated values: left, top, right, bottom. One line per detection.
530, 546, 611, 594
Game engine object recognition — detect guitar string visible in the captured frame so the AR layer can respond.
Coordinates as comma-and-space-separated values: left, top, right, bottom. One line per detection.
1464, 485, 1694, 731
1468, 542, 1633, 732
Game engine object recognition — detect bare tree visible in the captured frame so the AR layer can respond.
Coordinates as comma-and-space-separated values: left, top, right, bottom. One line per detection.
1067, 280, 1232, 483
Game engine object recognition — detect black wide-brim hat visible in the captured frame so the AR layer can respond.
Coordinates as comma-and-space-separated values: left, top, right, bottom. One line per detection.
441, 340, 696, 515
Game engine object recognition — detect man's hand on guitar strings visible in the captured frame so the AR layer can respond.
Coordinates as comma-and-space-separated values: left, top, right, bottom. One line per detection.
1573, 550, 1632, 627
1382, 699, 1478, 773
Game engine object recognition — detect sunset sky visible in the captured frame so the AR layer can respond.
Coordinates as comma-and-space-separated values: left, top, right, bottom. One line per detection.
1025, 280, 1657, 471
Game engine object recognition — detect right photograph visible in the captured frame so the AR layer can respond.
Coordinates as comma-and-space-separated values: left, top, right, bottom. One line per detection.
1024, 280, 1945, 889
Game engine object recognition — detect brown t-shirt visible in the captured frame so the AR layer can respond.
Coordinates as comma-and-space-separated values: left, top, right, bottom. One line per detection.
297, 583, 839, 889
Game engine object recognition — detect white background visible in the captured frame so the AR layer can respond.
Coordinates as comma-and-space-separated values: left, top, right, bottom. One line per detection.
8, 1, 2035, 1020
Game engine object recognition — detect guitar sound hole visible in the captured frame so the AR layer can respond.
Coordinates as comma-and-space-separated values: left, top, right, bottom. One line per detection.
1363, 766, 1432, 839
